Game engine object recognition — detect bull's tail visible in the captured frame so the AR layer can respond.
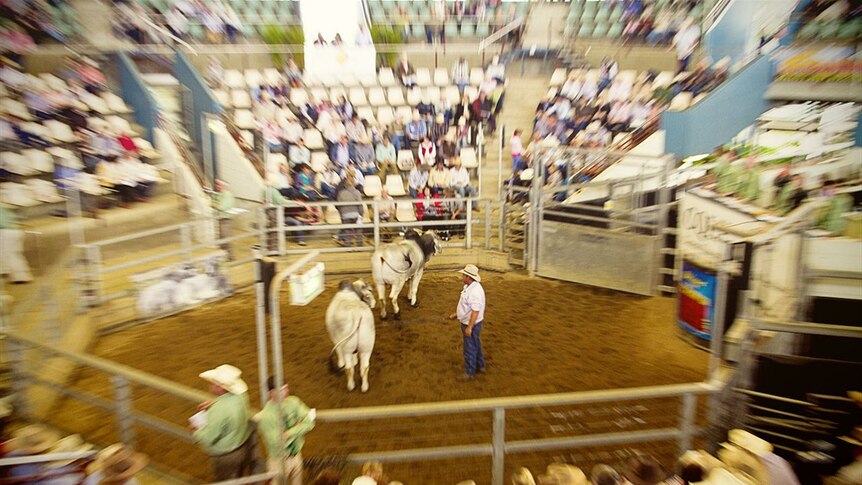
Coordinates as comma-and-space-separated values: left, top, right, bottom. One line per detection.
328, 314, 363, 372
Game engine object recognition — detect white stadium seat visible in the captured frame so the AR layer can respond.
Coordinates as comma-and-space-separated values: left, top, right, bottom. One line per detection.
434, 68, 449, 87
1, 152, 35, 176
349, 87, 368, 106
25, 178, 63, 203
234, 110, 257, 130
385, 174, 406, 196
290, 88, 308, 106
359, 71, 378, 87
368, 87, 387, 107
396, 150, 415, 171
378, 67, 397, 87
425, 86, 441, 103
395, 106, 413, 123
325, 205, 342, 224
224, 70, 245, 89
39, 73, 66, 90
330, 87, 348, 103
445, 85, 461, 104
22, 122, 51, 140
376, 107, 395, 126
387, 87, 406, 106
103, 92, 132, 114
231, 89, 252, 109
321, 74, 340, 87
24, 149, 54, 173
302, 71, 320, 86
340, 73, 358, 87
669, 93, 693, 111
239, 130, 254, 146
106, 115, 134, 135
244, 69, 263, 88
356, 106, 376, 124
549, 68, 568, 87
44, 120, 75, 143
1, 99, 31, 120
81, 92, 110, 115
303, 129, 325, 150
407, 87, 422, 106
267, 153, 287, 173
213, 89, 232, 108
310, 87, 329, 102
459, 147, 478, 169
363, 175, 383, 197
264, 68, 282, 85
469, 67, 485, 86
0, 182, 38, 207
416, 68, 432, 87
395, 202, 417, 222
311, 151, 329, 172
464, 86, 479, 101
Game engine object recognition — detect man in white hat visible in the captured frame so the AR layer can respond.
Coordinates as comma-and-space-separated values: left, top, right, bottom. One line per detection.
192, 364, 258, 481
448, 264, 486, 380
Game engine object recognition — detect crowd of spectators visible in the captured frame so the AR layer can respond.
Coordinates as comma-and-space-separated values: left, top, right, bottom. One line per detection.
113, 0, 244, 44
618, 0, 703, 48
380, 0, 524, 43
0, 0, 80, 57
1, 423, 149, 485
1, 55, 162, 220
212, 53, 507, 245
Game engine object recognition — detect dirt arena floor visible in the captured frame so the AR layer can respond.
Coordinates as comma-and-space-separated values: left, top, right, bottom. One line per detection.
51, 271, 709, 484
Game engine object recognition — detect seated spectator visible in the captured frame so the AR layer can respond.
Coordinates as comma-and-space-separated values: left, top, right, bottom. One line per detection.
395, 54, 417, 88
375, 136, 397, 176
408, 164, 429, 198
405, 113, 427, 147
486, 54, 505, 84
274, 164, 300, 199
316, 163, 341, 200
376, 187, 395, 222
331, 136, 351, 169
354, 134, 376, 175
289, 139, 311, 167
449, 159, 474, 197
352, 461, 388, 485
282, 116, 303, 153
336, 177, 363, 247
296, 164, 322, 201
340, 162, 365, 194
816, 179, 853, 234
430, 114, 447, 143
597, 57, 619, 93
416, 186, 443, 222
773, 174, 807, 215
428, 160, 450, 193
443, 187, 465, 238
389, 119, 406, 151
452, 57, 470, 93
439, 133, 458, 167
417, 136, 437, 168
284, 58, 302, 87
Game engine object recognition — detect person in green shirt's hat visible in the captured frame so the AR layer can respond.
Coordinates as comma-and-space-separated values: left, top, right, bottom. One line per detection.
255, 376, 315, 485
212, 179, 236, 260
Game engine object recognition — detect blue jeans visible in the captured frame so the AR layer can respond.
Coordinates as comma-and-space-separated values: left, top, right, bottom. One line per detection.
461, 321, 485, 376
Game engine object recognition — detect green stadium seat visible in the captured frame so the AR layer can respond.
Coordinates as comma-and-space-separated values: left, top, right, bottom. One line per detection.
569, 4, 582, 19
797, 22, 820, 38
475, 22, 490, 38
817, 21, 841, 39
188, 23, 204, 39
607, 23, 623, 38
609, 5, 622, 21
446, 20, 458, 36
578, 23, 593, 38
582, 2, 597, 17
592, 22, 609, 37
412, 23, 425, 38
461, 21, 475, 37
594, 7, 609, 21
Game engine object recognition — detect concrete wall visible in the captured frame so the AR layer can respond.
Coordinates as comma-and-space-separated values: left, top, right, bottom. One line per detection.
660, 55, 773, 158
214, 129, 264, 203
117, 53, 159, 143
705, 0, 798, 65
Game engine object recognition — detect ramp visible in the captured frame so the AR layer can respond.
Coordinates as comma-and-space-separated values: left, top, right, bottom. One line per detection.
521, 2, 569, 51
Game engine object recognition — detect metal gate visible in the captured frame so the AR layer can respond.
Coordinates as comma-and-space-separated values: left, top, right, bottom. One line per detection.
524, 147, 675, 296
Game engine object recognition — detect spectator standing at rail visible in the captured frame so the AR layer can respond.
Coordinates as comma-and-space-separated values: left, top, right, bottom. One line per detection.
336, 177, 364, 247
212, 179, 236, 261
449, 264, 486, 381
191, 364, 259, 481
255, 376, 315, 485
672, 18, 701, 73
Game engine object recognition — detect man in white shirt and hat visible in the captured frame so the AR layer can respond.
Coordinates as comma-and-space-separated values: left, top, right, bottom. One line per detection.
192, 364, 258, 481
448, 264, 486, 380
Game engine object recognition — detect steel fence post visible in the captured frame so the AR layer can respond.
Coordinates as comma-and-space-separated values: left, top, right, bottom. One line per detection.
88, 245, 104, 307
492, 408, 506, 485
485, 199, 492, 250
276, 206, 286, 255
111, 375, 136, 446
7, 338, 28, 418
373, 199, 381, 247
466, 199, 473, 249
678, 393, 697, 456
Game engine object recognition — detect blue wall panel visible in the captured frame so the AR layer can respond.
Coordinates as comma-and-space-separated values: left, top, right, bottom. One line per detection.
174, 51, 221, 179
661, 56, 774, 158
116, 53, 158, 143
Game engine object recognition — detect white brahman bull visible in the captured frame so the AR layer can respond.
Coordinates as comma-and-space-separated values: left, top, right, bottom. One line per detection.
370, 229, 441, 320
325, 279, 376, 392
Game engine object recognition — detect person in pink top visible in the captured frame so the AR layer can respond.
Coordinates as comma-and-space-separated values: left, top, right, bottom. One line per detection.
510, 129, 525, 171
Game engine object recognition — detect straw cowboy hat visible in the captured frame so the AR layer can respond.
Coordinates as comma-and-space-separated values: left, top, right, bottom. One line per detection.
626, 455, 666, 485
721, 429, 773, 456
458, 264, 481, 282
91, 444, 149, 485
8, 425, 61, 454
199, 364, 248, 394
840, 426, 862, 447
46, 434, 94, 468
537, 464, 588, 485
512, 467, 537, 485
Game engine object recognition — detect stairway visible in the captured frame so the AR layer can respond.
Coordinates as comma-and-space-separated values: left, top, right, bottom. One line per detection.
520, 2, 569, 52
70, 0, 127, 48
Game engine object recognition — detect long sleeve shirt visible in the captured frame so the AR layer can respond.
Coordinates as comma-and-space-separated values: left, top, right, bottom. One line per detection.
408, 169, 429, 190
429, 167, 450, 188
405, 120, 427, 141
375, 142, 396, 163
449, 166, 470, 188
256, 396, 315, 459
213, 190, 236, 218
193, 393, 252, 456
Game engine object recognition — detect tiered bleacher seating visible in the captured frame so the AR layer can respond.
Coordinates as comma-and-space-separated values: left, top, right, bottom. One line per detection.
0, 0, 81, 46
563, 0, 706, 41
0, 58, 162, 218
795, 0, 861, 42
366, 0, 530, 40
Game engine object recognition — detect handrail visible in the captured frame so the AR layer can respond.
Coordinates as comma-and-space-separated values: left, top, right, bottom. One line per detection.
745, 318, 862, 338
0, 451, 97, 466
316, 381, 718, 421
703, 0, 734, 34
221, 115, 266, 179
156, 114, 208, 188
6, 330, 211, 404
478, 16, 524, 52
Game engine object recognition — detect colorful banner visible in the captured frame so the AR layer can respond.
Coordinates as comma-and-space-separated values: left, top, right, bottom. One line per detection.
774, 46, 862, 83
678, 261, 718, 341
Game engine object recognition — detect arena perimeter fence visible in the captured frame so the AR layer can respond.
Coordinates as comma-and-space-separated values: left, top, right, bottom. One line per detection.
5, 324, 721, 484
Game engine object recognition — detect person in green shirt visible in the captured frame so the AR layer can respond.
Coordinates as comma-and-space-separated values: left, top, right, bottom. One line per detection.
773, 174, 807, 216
817, 179, 854, 234
713, 154, 740, 195
0, 203, 32, 283
736, 157, 763, 204
255, 376, 315, 485
192, 364, 258, 481
375, 136, 397, 176
212, 180, 236, 261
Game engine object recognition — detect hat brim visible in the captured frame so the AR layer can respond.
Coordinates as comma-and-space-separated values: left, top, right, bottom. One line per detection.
839, 435, 862, 447
457, 269, 481, 282
100, 452, 149, 484
199, 370, 248, 395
